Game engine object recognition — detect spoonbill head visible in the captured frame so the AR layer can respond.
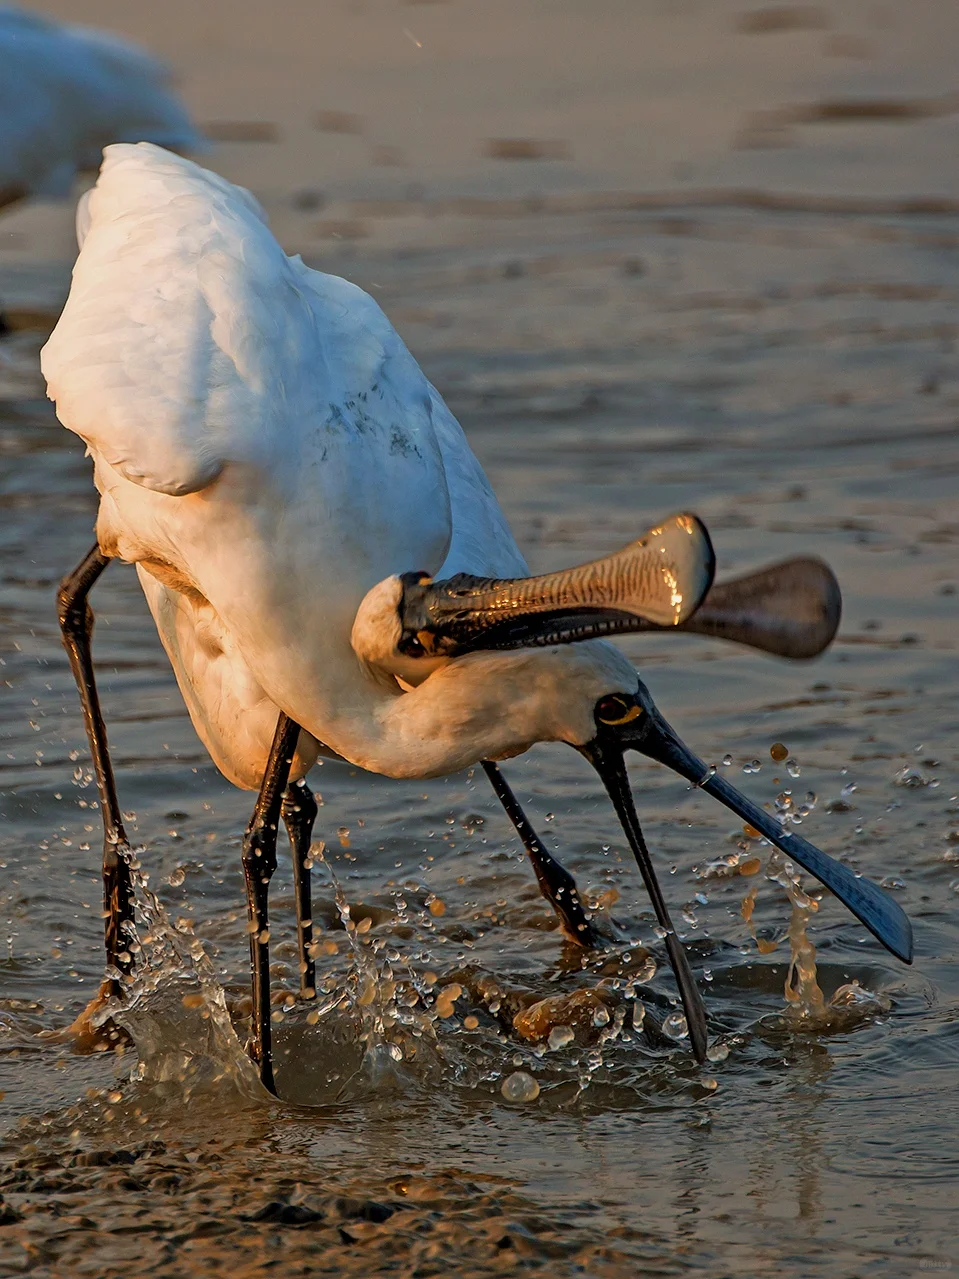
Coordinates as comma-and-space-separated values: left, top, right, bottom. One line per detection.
41, 144, 912, 1091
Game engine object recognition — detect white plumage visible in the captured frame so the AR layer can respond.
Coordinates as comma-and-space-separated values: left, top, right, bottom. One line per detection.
43, 144, 621, 788
0, 9, 200, 205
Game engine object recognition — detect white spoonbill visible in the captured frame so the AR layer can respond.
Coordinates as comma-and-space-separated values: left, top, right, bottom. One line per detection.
41, 144, 912, 1092
0, 8, 200, 327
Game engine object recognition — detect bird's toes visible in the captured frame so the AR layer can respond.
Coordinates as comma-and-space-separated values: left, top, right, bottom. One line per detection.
40, 979, 132, 1053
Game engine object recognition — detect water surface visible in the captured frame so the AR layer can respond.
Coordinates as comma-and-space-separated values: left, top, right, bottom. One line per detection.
1, 3, 958, 1274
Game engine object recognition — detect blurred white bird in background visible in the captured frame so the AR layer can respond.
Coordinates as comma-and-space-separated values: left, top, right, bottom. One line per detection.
41, 144, 910, 1096
0, 7, 201, 330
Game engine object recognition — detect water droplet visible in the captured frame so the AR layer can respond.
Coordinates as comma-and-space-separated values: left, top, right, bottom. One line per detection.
804, 791, 817, 808
354, 976, 376, 1006
501, 1071, 540, 1103
786, 759, 801, 778
841, 782, 858, 799
548, 1025, 575, 1050
722, 754, 733, 767
167, 866, 186, 887
770, 742, 788, 763
388, 1043, 404, 1061
662, 1011, 688, 1040
544, 812, 555, 823
706, 1041, 730, 1063
635, 956, 657, 983
895, 766, 927, 788
592, 1007, 610, 1028
880, 875, 906, 891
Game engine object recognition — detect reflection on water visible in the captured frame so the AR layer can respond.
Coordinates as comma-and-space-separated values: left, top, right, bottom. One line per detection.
2, 109, 959, 1279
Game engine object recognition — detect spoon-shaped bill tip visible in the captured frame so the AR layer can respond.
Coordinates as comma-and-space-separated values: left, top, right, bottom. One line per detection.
627, 699, 913, 965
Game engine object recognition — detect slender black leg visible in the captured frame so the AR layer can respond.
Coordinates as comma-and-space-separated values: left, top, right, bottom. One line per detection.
281, 778, 318, 999
243, 713, 300, 1095
481, 760, 600, 948
57, 545, 135, 990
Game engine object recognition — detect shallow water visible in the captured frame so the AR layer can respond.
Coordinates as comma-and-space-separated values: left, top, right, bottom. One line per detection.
2, 4, 959, 1275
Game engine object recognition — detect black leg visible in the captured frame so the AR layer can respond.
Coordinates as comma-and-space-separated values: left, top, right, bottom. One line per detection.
57, 545, 135, 990
481, 760, 600, 948
281, 778, 318, 999
243, 713, 300, 1095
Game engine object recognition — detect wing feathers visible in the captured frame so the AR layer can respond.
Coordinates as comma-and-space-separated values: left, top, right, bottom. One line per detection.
43, 144, 308, 494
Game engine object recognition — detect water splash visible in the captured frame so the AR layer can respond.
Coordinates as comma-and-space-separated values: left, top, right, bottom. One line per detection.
294, 845, 441, 1099
745, 851, 891, 1032
770, 854, 827, 1023
110, 850, 261, 1101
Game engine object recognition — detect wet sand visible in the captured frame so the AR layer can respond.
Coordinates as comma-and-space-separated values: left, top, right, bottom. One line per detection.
1, 2, 958, 1275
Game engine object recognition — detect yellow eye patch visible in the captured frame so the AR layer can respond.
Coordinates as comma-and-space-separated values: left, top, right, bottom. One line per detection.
596, 700, 643, 726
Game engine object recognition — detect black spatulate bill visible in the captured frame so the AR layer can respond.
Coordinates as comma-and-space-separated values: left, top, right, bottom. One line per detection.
617, 683, 913, 965
699, 771, 912, 963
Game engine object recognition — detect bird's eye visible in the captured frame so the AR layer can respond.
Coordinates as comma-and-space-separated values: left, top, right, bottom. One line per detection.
398, 633, 426, 657
595, 694, 643, 726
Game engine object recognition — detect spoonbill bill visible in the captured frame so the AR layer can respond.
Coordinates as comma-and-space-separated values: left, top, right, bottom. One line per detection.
0, 8, 199, 328
41, 144, 912, 1092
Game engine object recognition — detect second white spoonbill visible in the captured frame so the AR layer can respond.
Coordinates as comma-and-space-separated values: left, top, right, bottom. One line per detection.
0, 8, 200, 332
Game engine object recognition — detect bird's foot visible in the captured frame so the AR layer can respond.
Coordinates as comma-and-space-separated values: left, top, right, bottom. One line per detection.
40, 979, 132, 1053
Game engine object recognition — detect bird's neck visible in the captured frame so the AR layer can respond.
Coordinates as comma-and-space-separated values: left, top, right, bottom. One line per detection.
325, 647, 602, 779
